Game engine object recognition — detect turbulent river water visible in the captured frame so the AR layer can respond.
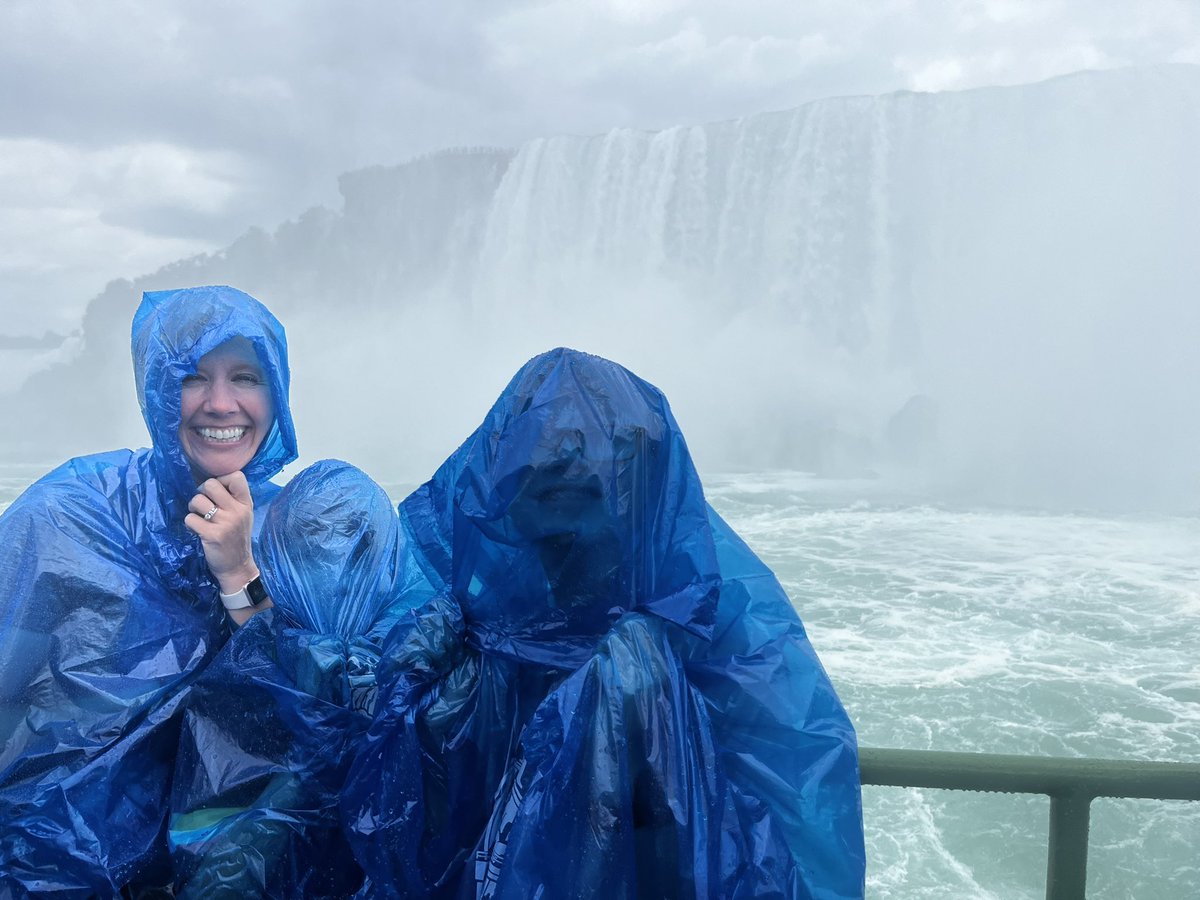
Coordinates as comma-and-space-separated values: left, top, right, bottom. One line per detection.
3, 463, 1196, 898
704, 472, 1200, 899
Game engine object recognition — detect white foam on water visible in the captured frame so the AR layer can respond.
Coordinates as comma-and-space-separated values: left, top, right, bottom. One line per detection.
706, 471, 1200, 898
865, 787, 1044, 899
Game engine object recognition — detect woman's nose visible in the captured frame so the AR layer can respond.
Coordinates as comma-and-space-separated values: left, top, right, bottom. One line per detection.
202, 379, 239, 414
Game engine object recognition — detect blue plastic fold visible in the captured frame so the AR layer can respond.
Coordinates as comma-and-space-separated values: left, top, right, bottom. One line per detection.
168, 460, 434, 898
344, 348, 865, 899
475, 612, 739, 899
0, 286, 297, 898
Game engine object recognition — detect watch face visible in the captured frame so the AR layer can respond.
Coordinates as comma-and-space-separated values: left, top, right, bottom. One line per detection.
246, 576, 269, 606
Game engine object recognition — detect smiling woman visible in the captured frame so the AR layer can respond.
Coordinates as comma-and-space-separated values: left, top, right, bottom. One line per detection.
178, 336, 276, 481
0, 285, 298, 895
175, 334, 280, 624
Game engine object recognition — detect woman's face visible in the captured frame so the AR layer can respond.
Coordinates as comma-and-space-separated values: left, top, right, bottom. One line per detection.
177, 337, 274, 481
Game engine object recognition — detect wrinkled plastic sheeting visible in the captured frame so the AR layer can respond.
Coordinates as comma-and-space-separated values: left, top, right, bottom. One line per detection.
344, 348, 865, 899
477, 507, 867, 900
342, 595, 562, 897
259, 460, 431, 647
0, 286, 297, 897
475, 612, 766, 899
169, 461, 435, 897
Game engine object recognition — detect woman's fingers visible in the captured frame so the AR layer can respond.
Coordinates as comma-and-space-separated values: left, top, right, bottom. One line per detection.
186, 475, 253, 522
188, 493, 219, 517
216, 471, 252, 505
184, 470, 259, 594
198, 477, 237, 510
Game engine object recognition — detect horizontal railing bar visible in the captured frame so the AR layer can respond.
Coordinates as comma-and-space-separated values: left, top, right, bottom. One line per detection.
859, 747, 1200, 801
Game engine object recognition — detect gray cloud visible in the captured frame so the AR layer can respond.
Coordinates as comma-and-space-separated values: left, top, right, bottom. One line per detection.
1, 0, 1198, 333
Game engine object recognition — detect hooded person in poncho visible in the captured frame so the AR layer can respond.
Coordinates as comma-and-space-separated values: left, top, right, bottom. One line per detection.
343, 348, 865, 899
169, 459, 435, 898
0, 285, 297, 897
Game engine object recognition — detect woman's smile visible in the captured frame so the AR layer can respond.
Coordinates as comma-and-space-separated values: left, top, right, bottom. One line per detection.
194, 426, 248, 442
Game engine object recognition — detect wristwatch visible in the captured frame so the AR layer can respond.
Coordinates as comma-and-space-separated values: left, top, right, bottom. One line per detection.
220, 575, 269, 611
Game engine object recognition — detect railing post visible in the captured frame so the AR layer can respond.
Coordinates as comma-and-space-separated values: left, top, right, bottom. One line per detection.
1045, 791, 1092, 900
859, 747, 1200, 896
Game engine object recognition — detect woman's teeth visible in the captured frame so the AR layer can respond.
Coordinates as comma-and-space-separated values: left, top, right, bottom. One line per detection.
198, 427, 247, 442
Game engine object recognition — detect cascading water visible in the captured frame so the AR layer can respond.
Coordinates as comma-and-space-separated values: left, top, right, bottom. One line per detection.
461, 64, 1200, 510
7, 66, 1199, 511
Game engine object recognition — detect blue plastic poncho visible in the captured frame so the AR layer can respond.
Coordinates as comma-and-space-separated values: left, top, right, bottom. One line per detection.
169, 460, 434, 898
343, 348, 865, 899
0, 285, 297, 897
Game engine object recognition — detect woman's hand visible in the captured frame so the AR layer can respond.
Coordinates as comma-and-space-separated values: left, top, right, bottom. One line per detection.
185, 471, 272, 623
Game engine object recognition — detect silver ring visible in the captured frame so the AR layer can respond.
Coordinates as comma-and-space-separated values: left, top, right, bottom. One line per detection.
203, 506, 218, 521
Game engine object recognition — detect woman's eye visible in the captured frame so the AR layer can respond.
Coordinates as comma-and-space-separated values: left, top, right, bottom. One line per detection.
232, 372, 264, 385
181, 373, 205, 387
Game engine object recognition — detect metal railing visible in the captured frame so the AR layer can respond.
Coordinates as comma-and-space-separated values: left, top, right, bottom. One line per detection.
859, 747, 1200, 899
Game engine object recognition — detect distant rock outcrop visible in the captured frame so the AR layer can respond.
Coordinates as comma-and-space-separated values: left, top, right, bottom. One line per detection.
4, 147, 513, 462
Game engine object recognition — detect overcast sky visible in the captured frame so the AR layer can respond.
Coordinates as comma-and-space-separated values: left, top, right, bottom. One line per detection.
2, 0, 1197, 335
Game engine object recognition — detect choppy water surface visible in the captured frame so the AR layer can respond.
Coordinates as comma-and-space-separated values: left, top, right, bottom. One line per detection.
705, 472, 1200, 899
3, 466, 1197, 897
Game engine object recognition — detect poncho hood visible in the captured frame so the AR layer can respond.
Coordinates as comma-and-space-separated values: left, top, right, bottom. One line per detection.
132, 285, 297, 505
259, 459, 423, 645
433, 347, 719, 668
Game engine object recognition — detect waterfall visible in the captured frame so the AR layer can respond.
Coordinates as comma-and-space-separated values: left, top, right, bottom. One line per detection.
459, 65, 1200, 507
7, 65, 1199, 509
